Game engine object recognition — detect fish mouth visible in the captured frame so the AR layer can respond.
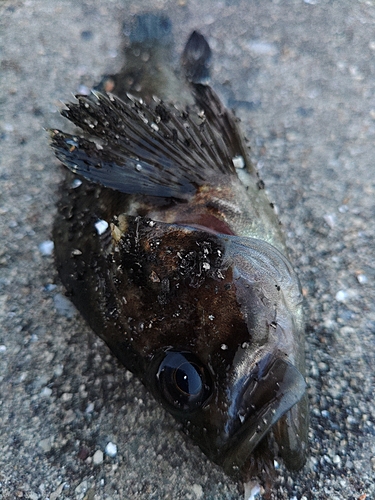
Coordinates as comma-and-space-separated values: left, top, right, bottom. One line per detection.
217, 355, 306, 475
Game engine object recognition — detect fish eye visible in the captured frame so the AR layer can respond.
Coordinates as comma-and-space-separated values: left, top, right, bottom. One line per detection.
155, 351, 213, 413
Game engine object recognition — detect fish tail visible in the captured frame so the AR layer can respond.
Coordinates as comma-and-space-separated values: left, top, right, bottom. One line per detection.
181, 30, 212, 84
95, 13, 184, 104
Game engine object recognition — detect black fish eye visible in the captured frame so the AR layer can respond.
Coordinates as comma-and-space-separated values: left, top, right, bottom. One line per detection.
155, 351, 212, 413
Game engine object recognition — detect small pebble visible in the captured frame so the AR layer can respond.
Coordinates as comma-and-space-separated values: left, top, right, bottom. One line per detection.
54, 365, 63, 377
44, 283, 57, 292
357, 274, 368, 284
192, 484, 203, 499
50, 483, 65, 500
38, 437, 53, 453
335, 288, 357, 302
86, 402, 95, 413
53, 293, 76, 318
75, 480, 88, 494
63, 410, 75, 425
335, 290, 347, 302
346, 415, 358, 425
105, 441, 117, 457
40, 387, 52, 397
324, 213, 336, 229
338, 204, 348, 213
93, 450, 104, 464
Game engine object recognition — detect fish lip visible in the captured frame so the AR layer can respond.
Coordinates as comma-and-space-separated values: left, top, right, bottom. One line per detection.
215, 356, 306, 475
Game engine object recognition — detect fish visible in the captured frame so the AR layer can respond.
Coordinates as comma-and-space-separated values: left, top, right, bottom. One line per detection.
50, 13, 308, 494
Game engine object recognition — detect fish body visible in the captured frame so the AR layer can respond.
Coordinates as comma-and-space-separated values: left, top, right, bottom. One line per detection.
51, 14, 308, 487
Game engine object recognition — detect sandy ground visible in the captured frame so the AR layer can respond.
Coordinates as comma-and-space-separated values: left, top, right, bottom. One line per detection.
1, 0, 375, 499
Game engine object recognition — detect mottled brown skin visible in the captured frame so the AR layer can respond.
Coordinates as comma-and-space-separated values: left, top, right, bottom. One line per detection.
52, 14, 308, 489
54, 177, 252, 385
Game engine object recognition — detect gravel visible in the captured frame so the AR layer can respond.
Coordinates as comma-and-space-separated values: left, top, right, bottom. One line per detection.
1, 0, 374, 499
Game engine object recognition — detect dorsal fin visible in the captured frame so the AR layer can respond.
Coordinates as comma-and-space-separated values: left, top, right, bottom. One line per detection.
50, 89, 246, 199
192, 84, 255, 175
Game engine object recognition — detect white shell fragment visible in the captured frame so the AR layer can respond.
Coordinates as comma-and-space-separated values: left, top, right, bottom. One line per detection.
335, 289, 357, 302
323, 213, 336, 229
39, 240, 54, 256
232, 155, 245, 169
94, 219, 109, 235
71, 178, 82, 189
357, 274, 368, 284
105, 441, 117, 457
335, 290, 347, 302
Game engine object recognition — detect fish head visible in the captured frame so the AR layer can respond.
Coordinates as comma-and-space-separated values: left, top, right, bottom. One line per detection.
109, 215, 307, 478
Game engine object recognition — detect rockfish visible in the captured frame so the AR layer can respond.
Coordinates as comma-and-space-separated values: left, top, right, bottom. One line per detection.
50, 12, 308, 493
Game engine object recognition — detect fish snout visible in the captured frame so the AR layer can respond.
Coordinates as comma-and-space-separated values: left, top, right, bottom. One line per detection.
215, 354, 306, 475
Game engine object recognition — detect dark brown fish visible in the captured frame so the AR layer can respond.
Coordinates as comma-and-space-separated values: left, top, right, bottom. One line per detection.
50, 13, 308, 492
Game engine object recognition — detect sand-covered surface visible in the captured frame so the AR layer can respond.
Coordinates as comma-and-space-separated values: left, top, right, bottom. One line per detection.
1, 1, 374, 498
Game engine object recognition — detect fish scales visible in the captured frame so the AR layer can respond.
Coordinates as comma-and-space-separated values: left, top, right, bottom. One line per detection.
50, 12, 308, 493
